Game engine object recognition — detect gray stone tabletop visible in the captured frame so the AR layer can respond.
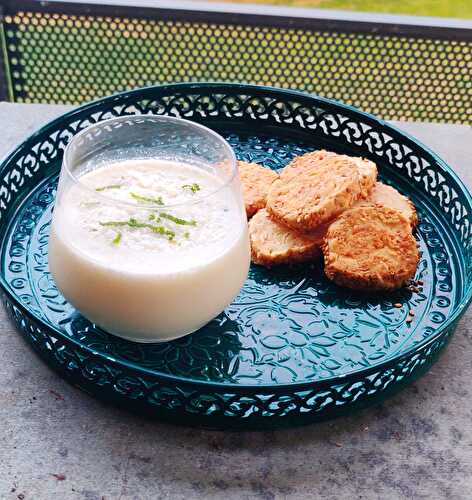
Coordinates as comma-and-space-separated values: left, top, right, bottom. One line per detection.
0, 102, 471, 500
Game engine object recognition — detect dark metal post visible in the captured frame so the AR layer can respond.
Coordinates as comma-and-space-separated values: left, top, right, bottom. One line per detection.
0, 6, 10, 102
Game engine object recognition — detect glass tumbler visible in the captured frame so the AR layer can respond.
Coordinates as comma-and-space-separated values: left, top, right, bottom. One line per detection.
48, 115, 250, 342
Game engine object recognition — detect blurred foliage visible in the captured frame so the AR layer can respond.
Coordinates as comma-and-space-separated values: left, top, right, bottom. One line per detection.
227, 0, 472, 18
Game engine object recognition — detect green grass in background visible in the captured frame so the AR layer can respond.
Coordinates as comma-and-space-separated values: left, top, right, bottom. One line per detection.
224, 0, 472, 18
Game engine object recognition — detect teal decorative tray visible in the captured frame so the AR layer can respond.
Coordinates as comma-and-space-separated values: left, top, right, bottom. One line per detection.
1, 83, 471, 429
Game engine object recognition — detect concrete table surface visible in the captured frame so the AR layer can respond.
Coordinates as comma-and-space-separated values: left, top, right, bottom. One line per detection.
0, 102, 471, 500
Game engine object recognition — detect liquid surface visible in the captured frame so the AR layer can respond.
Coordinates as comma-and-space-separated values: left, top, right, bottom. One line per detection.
54, 159, 244, 273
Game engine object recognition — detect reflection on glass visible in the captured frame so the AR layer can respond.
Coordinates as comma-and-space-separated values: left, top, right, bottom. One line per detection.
49, 115, 250, 342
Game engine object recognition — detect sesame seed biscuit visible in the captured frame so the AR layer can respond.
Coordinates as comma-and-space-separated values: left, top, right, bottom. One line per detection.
281, 150, 377, 198
267, 156, 362, 231
356, 182, 418, 227
323, 206, 419, 291
249, 209, 325, 267
352, 157, 378, 198
238, 160, 279, 218
280, 150, 334, 182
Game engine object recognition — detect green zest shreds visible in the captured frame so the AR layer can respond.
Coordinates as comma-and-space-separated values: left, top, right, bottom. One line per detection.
112, 232, 122, 245
95, 184, 122, 192
130, 192, 164, 205
159, 212, 197, 226
100, 218, 175, 241
182, 183, 201, 194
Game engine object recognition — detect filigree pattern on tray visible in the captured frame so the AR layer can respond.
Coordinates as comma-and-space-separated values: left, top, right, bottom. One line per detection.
0, 84, 470, 427
3, 141, 455, 385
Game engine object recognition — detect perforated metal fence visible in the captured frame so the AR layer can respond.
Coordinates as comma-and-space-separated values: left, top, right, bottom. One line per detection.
0, 0, 471, 123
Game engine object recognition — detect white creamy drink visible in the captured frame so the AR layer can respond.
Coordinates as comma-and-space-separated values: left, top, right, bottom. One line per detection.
49, 159, 250, 342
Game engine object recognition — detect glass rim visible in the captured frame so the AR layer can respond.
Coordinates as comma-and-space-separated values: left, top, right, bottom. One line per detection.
62, 114, 238, 210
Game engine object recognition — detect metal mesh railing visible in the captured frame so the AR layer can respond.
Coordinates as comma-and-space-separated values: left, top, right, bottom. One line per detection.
1, 1, 471, 123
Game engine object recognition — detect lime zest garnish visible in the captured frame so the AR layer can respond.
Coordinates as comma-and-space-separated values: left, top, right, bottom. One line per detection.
182, 183, 201, 194
183, 231, 190, 239
81, 201, 100, 208
99, 221, 129, 229
159, 212, 197, 226
112, 232, 122, 245
95, 184, 122, 192
100, 219, 175, 241
130, 192, 164, 206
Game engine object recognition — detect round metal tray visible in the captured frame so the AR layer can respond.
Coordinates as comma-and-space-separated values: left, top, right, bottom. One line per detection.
1, 83, 471, 429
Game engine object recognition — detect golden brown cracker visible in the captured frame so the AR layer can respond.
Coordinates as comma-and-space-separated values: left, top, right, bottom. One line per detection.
323, 206, 419, 291
249, 209, 325, 266
267, 156, 362, 231
281, 151, 377, 199
238, 160, 279, 218
356, 182, 418, 227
